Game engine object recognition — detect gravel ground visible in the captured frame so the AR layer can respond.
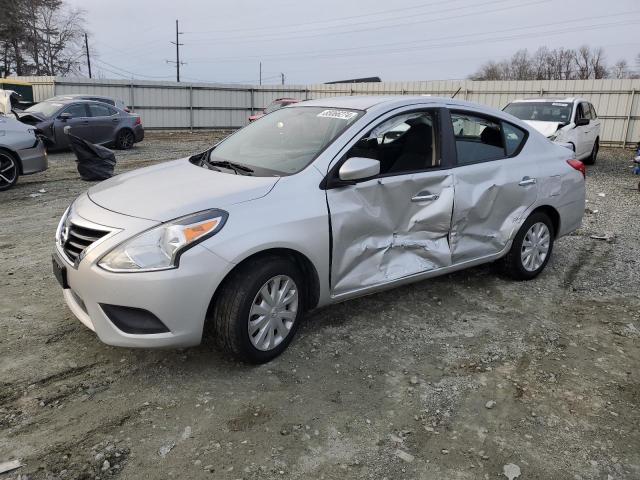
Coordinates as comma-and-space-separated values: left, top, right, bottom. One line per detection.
1, 133, 639, 480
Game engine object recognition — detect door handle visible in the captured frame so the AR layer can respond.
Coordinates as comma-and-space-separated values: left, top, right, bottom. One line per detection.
411, 192, 439, 202
112, 118, 120, 123
518, 177, 537, 186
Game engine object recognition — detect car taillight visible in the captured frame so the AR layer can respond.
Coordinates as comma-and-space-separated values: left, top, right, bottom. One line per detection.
134, 117, 141, 126
567, 159, 586, 178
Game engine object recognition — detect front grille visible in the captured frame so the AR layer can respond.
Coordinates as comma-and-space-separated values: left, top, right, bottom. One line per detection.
62, 223, 109, 263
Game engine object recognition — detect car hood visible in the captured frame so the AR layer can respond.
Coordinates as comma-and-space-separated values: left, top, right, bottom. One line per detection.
523, 120, 565, 138
87, 158, 279, 222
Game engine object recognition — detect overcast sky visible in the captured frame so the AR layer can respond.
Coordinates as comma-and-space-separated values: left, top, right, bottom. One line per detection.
68, 0, 640, 85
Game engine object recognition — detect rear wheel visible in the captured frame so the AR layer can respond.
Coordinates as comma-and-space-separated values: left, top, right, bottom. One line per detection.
583, 138, 598, 165
0, 151, 19, 191
115, 129, 135, 150
502, 212, 555, 280
207, 255, 305, 363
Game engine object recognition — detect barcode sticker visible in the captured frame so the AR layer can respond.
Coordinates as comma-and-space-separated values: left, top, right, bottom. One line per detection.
317, 109, 358, 120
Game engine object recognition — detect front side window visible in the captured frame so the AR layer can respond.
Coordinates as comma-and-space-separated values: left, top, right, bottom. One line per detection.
451, 113, 505, 165
576, 103, 586, 120
208, 106, 362, 176
63, 104, 88, 118
345, 110, 439, 175
590, 103, 598, 119
504, 102, 572, 124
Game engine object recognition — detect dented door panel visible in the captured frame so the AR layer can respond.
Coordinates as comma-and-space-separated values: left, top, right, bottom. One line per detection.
450, 158, 538, 263
328, 171, 454, 296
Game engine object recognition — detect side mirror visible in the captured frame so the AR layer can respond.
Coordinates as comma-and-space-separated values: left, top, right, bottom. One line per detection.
575, 118, 590, 126
58, 112, 72, 121
338, 157, 380, 182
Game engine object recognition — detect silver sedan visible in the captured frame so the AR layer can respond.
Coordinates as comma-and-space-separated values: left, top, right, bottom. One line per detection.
53, 96, 585, 363
0, 116, 47, 191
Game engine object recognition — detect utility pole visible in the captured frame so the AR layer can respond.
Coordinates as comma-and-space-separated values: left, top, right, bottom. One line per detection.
281, 72, 285, 85
84, 33, 92, 79
167, 19, 185, 82
259, 62, 262, 85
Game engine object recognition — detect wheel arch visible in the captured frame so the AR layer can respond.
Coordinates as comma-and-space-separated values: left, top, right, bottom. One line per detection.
0, 146, 22, 174
529, 205, 560, 238
208, 247, 321, 317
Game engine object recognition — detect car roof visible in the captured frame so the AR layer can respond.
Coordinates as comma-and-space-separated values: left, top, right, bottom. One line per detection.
508, 97, 586, 104
54, 94, 113, 100
295, 95, 483, 111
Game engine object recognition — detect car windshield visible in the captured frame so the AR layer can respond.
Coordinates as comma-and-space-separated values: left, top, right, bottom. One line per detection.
208, 106, 362, 175
504, 102, 573, 123
25, 101, 63, 117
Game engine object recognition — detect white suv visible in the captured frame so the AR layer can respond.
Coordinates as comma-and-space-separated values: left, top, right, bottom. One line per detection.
503, 98, 601, 164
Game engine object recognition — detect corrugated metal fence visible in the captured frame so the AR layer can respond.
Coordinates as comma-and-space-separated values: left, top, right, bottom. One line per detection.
15, 76, 640, 147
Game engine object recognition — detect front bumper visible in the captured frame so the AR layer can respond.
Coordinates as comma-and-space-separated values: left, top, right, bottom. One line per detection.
17, 138, 47, 175
54, 194, 233, 348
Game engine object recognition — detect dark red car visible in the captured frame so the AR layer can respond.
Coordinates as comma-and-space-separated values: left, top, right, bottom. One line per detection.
248, 98, 299, 122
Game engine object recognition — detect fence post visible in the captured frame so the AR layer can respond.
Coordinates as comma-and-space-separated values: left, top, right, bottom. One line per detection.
250, 88, 255, 115
189, 84, 194, 132
463, 88, 468, 100
129, 82, 135, 111
622, 88, 635, 148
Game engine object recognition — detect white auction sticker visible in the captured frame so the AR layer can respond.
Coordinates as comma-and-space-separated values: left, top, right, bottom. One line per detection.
552, 103, 569, 107
317, 109, 358, 120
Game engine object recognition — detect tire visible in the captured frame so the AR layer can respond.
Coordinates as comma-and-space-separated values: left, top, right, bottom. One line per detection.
0, 150, 19, 191
115, 129, 135, 150
207, 255, 305, 363
501, 212, 555, 280
583, 138, 598, 165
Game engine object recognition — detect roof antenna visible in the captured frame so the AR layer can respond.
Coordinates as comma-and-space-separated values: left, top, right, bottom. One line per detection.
451, 87, 462, 99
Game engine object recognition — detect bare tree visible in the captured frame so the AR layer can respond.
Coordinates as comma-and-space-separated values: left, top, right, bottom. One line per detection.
0, 0, 86, 77
611, 59, 628, 79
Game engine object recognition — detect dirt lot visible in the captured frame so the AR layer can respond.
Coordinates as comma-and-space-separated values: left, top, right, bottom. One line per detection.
1, 132, 639, 480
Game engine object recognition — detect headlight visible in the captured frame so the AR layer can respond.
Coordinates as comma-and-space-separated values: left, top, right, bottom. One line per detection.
56, 205, 71, 247
98, 209, 227, 272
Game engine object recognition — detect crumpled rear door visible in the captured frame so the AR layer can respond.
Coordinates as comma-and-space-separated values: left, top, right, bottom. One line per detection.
327, 171, 454, 296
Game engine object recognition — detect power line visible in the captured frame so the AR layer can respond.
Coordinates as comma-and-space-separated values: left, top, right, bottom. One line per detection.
186, 0, 547, 45
189, 17, 640, 65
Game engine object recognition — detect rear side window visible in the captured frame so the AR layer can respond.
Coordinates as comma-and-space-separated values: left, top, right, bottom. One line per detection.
502, 122, 526, 156
451, 112, 505, 164
88, 104, 115, 117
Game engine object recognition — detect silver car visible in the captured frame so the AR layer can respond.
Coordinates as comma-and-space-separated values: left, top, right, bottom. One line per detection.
53, 96, 586, 363
0, 115, 47, 191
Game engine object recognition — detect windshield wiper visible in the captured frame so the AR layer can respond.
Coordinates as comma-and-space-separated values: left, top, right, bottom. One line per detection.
207, 159, 254, 175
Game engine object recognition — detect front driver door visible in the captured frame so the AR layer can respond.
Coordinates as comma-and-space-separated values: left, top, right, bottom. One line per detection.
325, 109, 455, 296
53, 103, 90, 148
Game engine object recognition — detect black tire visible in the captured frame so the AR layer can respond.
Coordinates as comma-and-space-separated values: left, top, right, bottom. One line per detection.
501, 212, 555, 280
115, 129, 135, 150
583, 138, 598, 165
0, 150, 19, 191
206, 255, 305, 363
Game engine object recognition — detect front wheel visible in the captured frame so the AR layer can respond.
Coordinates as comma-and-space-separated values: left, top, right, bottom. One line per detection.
0, 151, 19, 191
583, 138, 598, 165
207, 255, 305, 363
501, 212, 555, 280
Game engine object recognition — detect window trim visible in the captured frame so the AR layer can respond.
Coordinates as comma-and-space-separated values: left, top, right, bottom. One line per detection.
448, 109, 529, 168
321, 107, 449, 189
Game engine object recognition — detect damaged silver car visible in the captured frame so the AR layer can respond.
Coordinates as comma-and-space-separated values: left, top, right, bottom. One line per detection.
53, 96, 585, 363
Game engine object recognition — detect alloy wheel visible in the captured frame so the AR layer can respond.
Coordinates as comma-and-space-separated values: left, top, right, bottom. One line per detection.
520, 222, 550, 272
248, 275, 298, 351
0, 153, 17, 188
119, 131, 134, 149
